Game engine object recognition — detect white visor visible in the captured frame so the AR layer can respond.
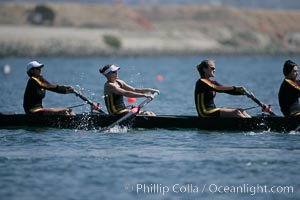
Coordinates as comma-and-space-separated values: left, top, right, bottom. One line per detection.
103, 65, 120, 75
26, 61, 44, 72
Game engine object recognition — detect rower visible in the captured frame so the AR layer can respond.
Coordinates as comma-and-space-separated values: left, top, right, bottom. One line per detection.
23, 61, 75, 115
99, 64, 160, 116
278, 60, 300, 117
194, 59, 251, 118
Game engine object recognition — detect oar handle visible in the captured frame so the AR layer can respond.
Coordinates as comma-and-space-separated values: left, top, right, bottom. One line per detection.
244, 90, 276, 116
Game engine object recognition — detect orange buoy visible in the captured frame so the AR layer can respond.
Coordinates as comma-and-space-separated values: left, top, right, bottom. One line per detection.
156, 74, 164, 81
127, 97, 136, 103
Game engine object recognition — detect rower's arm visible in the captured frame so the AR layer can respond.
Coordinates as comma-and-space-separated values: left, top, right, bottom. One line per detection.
119, 80, 136, 92
117, 80, 158, 95
106, 82, 148, 98
32, 77, 71, 94
201, 79, 242, 95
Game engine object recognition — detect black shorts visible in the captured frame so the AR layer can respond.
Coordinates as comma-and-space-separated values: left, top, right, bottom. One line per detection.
288, 104, 300, 117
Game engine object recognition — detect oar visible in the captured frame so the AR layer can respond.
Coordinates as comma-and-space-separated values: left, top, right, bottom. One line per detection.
73, 89, 106, 114
102, 92, 159, 131
243, 105, 260, 111
67, 103, 87, 109
244, 90, 276, 116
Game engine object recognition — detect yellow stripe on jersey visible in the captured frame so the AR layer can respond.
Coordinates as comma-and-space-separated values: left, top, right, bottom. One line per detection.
285, 79, 300, 91
106, 95, 128, 114
196, 93, 220, 117
200, 79, 234, 92
29, 107, 44, 113
32, 77, 57, 89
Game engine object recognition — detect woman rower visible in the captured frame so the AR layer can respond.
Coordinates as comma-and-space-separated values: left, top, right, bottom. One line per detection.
99, 64, 160, 116
278, 60, 300, 117
23, 61, 75, 115
194, 59, 251, 118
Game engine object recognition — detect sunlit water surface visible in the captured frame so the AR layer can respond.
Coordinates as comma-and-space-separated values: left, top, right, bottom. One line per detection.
1, 55, 300, 200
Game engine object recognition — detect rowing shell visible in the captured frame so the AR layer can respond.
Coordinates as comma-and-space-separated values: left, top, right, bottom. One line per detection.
0, 113, 299, 132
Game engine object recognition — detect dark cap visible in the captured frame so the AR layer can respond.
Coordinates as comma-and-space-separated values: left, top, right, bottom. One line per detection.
283, 60, 298, 76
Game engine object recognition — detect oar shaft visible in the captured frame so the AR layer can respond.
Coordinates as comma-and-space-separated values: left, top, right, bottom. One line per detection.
244, 90, 276, 116
244, 90, 263, 106
67, 103, 86, 109
73, 89, 106, 114
138, 92, 158, 108
73, 90, 94, 106
250, 96, 264, 107
243, 106, 260, 111
104, 112, 135, 131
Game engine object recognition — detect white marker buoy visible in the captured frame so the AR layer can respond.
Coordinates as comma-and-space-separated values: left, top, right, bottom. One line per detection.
3, 64, 11, 74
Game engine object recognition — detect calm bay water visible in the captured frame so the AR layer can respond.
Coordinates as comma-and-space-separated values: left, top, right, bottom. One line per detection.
1, 55, 300, 200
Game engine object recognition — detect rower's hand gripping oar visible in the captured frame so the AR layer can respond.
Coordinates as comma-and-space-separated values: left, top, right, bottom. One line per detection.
244, 90, 276, 116
73, 89, 106, 114
102, 92, 159, 131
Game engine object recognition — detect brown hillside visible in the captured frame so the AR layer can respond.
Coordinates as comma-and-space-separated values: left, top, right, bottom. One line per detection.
0, 3, 300, 56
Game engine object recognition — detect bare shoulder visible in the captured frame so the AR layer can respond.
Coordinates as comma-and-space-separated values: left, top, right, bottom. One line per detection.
104, 82, 115, 90
105, 80, 122, 94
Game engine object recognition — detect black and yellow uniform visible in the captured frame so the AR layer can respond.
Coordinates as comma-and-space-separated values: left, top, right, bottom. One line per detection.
23, 76, 70, 114
278, 78, 300, 117
194, 78, 242, 117
104, 81, 129, 115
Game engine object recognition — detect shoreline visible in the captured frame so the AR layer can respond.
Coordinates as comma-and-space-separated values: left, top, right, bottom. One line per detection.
0, 25, 299, 57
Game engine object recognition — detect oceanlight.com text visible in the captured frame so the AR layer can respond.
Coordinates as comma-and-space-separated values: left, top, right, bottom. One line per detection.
126, 183, 294, 196
207, 184, 294, 196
